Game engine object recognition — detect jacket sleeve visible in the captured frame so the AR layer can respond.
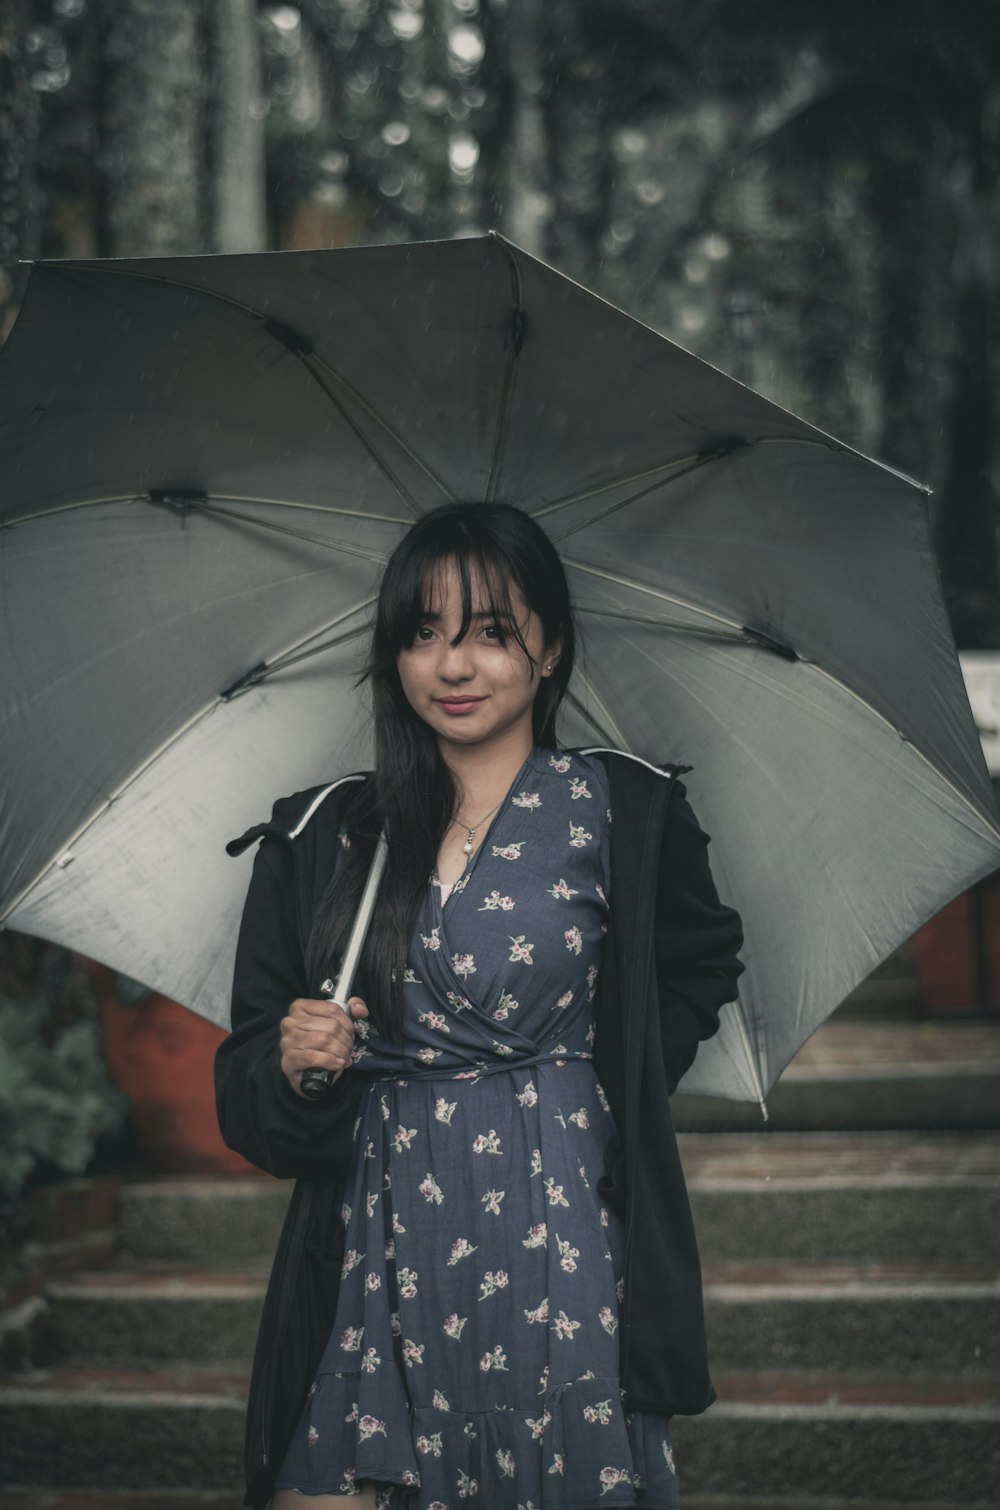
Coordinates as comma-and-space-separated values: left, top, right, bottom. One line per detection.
654, 786, 745, 1094
214, 836, 358, 1180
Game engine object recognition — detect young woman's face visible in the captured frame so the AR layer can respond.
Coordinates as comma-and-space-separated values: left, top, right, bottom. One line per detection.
396, 557, 558, 753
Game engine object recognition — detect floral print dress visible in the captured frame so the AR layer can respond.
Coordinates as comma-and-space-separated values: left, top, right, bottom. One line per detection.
275, 749, 680, 1509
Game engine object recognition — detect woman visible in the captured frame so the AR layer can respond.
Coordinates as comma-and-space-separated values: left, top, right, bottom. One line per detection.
216, 502, 744, 1510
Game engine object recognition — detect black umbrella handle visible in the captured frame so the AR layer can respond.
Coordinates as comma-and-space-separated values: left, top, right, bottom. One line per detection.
298, 831, 389, 1101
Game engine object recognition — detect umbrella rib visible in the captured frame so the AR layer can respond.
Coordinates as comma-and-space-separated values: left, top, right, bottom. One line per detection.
191, 501, 392, 564
1, 495, 411, 531
242, 626, 370, 685
484, 240, 526, 503
306, 352, 455, 513
752, 433, 931, 494
728, 1003, 769, 1119
222, 602, 377, 697
0, 700, 225, 928
807, 662, 1000, 843
576, 605, 747, 644
0, 495, 142, 528
532, 434, 929, 537
547, 448, 735, 542
35, 262, 452, 520
564, 667, 632, 751
530, 451, 707, 520
563, 559, 745, 634
574, 582, 1000, 840
190, 494, 412, 525
562, 688, 622, 750
0, 592, 379, 926
530, 433, 876, 532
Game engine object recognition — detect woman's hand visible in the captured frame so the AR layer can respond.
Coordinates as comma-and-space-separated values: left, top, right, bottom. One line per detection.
279, 994, 369, 1098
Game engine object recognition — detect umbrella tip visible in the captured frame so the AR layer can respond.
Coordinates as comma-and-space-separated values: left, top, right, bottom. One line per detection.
758, 1098, 769, 1123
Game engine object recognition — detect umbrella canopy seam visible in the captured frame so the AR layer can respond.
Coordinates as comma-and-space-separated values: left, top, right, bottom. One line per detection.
484, 237, 525, 505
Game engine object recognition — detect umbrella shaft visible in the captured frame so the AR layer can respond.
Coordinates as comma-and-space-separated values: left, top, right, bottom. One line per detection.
301, 830, 389, 1100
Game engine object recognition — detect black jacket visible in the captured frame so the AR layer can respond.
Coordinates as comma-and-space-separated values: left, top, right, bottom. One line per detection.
215, 750, 744, 1510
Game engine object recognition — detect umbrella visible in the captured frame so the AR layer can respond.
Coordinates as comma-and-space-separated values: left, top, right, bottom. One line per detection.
2, 232, 998, 1108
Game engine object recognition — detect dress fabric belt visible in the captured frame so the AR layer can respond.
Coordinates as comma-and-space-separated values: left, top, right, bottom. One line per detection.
371, 1048, 594, 1084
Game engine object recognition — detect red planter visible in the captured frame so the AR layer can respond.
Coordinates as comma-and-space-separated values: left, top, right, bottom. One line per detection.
92, 966, 252, 1174
909, 878, 1000, 1013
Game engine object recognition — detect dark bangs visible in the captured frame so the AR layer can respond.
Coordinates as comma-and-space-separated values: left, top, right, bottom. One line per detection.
369, 503, 574, 718
383, 534, 533, 658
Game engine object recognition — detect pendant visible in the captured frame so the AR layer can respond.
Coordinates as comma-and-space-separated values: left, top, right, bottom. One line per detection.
463, 836, 474, 856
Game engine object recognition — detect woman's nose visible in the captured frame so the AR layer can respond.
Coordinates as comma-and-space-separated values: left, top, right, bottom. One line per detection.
436, 637, 475, 680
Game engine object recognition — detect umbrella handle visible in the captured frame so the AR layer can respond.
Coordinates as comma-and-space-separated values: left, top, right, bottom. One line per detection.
299, 830, 389, 1101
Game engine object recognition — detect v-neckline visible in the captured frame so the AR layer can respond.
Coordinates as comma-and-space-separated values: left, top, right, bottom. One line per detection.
432, 749, 537, 915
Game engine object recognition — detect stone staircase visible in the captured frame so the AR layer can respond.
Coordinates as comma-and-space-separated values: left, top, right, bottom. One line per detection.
2, 1014, 999, 1510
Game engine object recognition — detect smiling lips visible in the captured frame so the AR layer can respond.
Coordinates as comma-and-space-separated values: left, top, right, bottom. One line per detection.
436, 696, 487, 716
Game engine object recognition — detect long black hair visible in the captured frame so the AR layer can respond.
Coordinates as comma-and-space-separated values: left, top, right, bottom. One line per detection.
307, 502, 576, 1041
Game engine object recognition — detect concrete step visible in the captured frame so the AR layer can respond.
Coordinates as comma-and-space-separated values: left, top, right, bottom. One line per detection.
673, 1371, 1000, 1504
41, 1260, 1000, 1378
0, 1365, 247, 1491
834, 947, 923, 1019
683, 1131, 1000, 1263
115, 1133, 1000, 1268
702, 1261, 999, 1375
118, 1175, 289, 1265
672, 1018, 1000, 1131
43, 1268, 267, 1365
2, 1365, 997, 1501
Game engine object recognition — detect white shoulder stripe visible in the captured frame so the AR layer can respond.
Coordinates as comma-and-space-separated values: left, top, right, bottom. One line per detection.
288, 774, 367, 838
577, 747, 678, 780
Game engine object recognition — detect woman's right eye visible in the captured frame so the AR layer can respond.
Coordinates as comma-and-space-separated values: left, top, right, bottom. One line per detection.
414, 625, 435, 642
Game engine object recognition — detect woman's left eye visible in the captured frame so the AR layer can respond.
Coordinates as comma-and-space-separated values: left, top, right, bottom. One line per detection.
481, 624, 503, 641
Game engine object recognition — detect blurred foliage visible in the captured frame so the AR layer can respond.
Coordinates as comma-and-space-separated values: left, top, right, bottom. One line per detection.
3, 0, 1000, 637
0, 995, 128, 1204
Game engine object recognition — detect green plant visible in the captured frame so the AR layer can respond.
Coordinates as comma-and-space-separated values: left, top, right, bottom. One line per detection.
0, 996, 128, 1203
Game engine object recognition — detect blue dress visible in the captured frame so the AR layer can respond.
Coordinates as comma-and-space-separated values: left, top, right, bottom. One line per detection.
275, 749, 680, 1509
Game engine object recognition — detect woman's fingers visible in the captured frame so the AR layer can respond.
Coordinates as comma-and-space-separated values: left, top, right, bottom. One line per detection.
281, 998, 350, 1077
279, 995, 369, 1093
290, 995, 349, 1020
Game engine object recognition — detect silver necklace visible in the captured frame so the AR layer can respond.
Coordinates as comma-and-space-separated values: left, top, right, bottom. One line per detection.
451, 797, 504, 858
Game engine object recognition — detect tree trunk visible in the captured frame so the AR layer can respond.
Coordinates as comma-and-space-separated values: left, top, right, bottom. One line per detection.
868, 158, 929, 481
208, 0, 266, 252
98, 0, 205, 257
498, 0, 550, 257
934, 156, 1000, 648
0, 0, 39, 341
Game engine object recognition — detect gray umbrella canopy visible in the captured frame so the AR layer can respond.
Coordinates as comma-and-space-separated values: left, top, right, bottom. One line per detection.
2, 233, 997, 1105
